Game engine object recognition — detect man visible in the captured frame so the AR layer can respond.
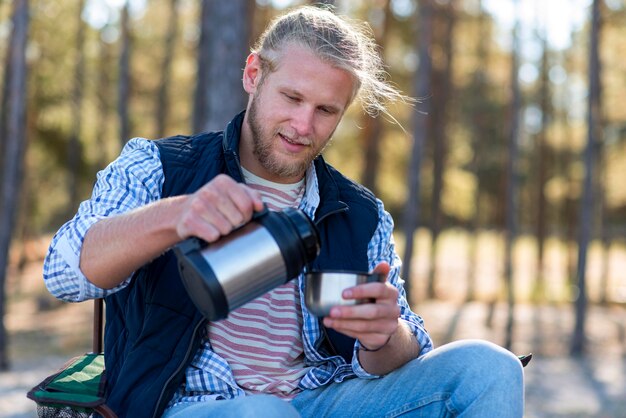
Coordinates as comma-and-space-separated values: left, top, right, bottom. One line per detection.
44, 6, 524, 418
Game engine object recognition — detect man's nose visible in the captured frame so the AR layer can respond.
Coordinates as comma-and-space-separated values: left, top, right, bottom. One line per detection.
291, 106, 315, 137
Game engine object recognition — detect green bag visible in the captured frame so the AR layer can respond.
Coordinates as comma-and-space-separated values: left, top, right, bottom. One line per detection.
27, 353, 109, 418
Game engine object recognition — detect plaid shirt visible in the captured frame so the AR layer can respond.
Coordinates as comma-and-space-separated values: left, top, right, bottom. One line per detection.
43, 138, 433, 406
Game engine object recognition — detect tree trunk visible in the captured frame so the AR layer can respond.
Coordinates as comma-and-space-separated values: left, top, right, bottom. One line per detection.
67, 0, 87, 217
0, 0, 9, 175
95, 27, 114, 170
593, 30, 608, 305
155, 0, 180, 138
426, 0, 456, 299
360, 115, 383, 194
561, 81, 578, 285
401, 0, 434, 301
192, 0, 211, 133
533, 31, 550, 302
596, 162, 609, 306
360, 0, 392, 195
193, 0, 252, 133
503, 0, 522, 350
118, 1, 132, 146
572, 0, 602, 356
555, 50, 577, 300
0, 0, 30, 371
598, 235, 610, 304
465, 0, 489, 302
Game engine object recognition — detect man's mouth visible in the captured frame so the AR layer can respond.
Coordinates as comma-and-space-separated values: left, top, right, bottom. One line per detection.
279, 133, 309, 147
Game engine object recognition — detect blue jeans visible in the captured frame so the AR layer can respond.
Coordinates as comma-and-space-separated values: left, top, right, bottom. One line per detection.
162, 340, 524, 418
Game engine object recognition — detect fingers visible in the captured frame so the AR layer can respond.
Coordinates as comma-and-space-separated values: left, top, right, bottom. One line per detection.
341, 281, 397, 306
176, 174, 264, 242
330, 281, 399, 323
329, 296, 400, 319
323, 278, 400, 349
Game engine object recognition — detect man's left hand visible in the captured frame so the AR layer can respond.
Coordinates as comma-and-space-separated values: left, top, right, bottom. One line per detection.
322, 262, 400, 351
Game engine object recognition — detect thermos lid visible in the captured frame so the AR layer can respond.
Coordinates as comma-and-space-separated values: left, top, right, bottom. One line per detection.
254, 207, 320, 279
282, 208, 320, 263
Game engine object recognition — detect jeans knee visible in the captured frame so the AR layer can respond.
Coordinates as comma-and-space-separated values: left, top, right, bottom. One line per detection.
458, 340, 524, 388
440, 340, 524, 417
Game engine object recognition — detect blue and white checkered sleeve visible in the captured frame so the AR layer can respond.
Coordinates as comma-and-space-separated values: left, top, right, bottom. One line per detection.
43, 138, 165, 302
351, 199, 434, 378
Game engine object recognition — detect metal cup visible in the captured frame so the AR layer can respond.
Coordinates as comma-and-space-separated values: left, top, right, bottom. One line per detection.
304, 271, 384, 317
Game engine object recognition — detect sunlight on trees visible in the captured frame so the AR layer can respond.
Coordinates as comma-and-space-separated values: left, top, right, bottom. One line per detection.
0, 0, 624, 366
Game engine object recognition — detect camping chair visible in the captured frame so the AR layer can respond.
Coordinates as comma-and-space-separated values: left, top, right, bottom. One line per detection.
27, 299, 117, 418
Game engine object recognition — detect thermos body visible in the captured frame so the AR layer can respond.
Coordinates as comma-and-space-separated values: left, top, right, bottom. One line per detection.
174, 207, 320, 321
200, 222, 286, 311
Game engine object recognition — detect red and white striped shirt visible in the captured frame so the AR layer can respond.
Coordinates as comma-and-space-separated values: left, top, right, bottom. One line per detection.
208, 168, 310, 399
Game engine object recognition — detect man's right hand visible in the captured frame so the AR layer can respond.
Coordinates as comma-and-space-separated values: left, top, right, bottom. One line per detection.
176, 174, 265, 243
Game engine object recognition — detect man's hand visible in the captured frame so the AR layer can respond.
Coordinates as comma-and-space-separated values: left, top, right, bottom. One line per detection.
176, 174, 265, 243
322, 262, 419, 375
322, 262, 399, 351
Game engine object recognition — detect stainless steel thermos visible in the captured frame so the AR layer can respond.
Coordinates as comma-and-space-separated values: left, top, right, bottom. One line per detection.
174, 207, 320, 321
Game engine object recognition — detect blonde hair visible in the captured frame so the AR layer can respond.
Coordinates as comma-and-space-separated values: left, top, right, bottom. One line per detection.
252, 5, 410, 118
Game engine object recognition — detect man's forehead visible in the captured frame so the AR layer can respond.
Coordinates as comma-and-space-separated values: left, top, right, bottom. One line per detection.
268, 45, 357, 96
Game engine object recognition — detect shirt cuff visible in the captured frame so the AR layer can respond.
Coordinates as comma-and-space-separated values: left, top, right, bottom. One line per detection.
55, 232, 95, 301
54, 216, 126, 300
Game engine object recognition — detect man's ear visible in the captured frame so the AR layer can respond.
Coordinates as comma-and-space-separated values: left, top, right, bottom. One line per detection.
243, 53, 262, 94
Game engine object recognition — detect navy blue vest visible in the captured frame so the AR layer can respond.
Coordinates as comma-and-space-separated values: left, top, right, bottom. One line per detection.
103, 112, 379, 417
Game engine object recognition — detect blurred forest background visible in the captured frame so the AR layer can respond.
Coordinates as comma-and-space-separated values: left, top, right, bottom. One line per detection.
0, 0, 625, 411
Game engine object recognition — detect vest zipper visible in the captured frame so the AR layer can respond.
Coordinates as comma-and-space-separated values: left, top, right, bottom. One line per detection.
314, 205, 348, 226
151, 318, 206, 418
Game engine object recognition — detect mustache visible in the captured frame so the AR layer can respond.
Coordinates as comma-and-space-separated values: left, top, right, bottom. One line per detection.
277, 130, 312, 146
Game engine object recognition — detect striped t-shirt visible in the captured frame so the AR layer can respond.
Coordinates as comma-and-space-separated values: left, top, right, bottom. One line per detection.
207, 167, 311, 399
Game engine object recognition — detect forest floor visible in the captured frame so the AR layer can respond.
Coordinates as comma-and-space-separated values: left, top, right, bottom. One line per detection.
0, 236, 625, 418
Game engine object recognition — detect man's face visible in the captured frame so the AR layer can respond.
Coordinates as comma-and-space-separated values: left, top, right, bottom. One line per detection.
240, 44, 355, 183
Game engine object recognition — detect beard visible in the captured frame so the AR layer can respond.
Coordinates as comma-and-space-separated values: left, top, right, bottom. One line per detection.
247, 93, 331, 180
